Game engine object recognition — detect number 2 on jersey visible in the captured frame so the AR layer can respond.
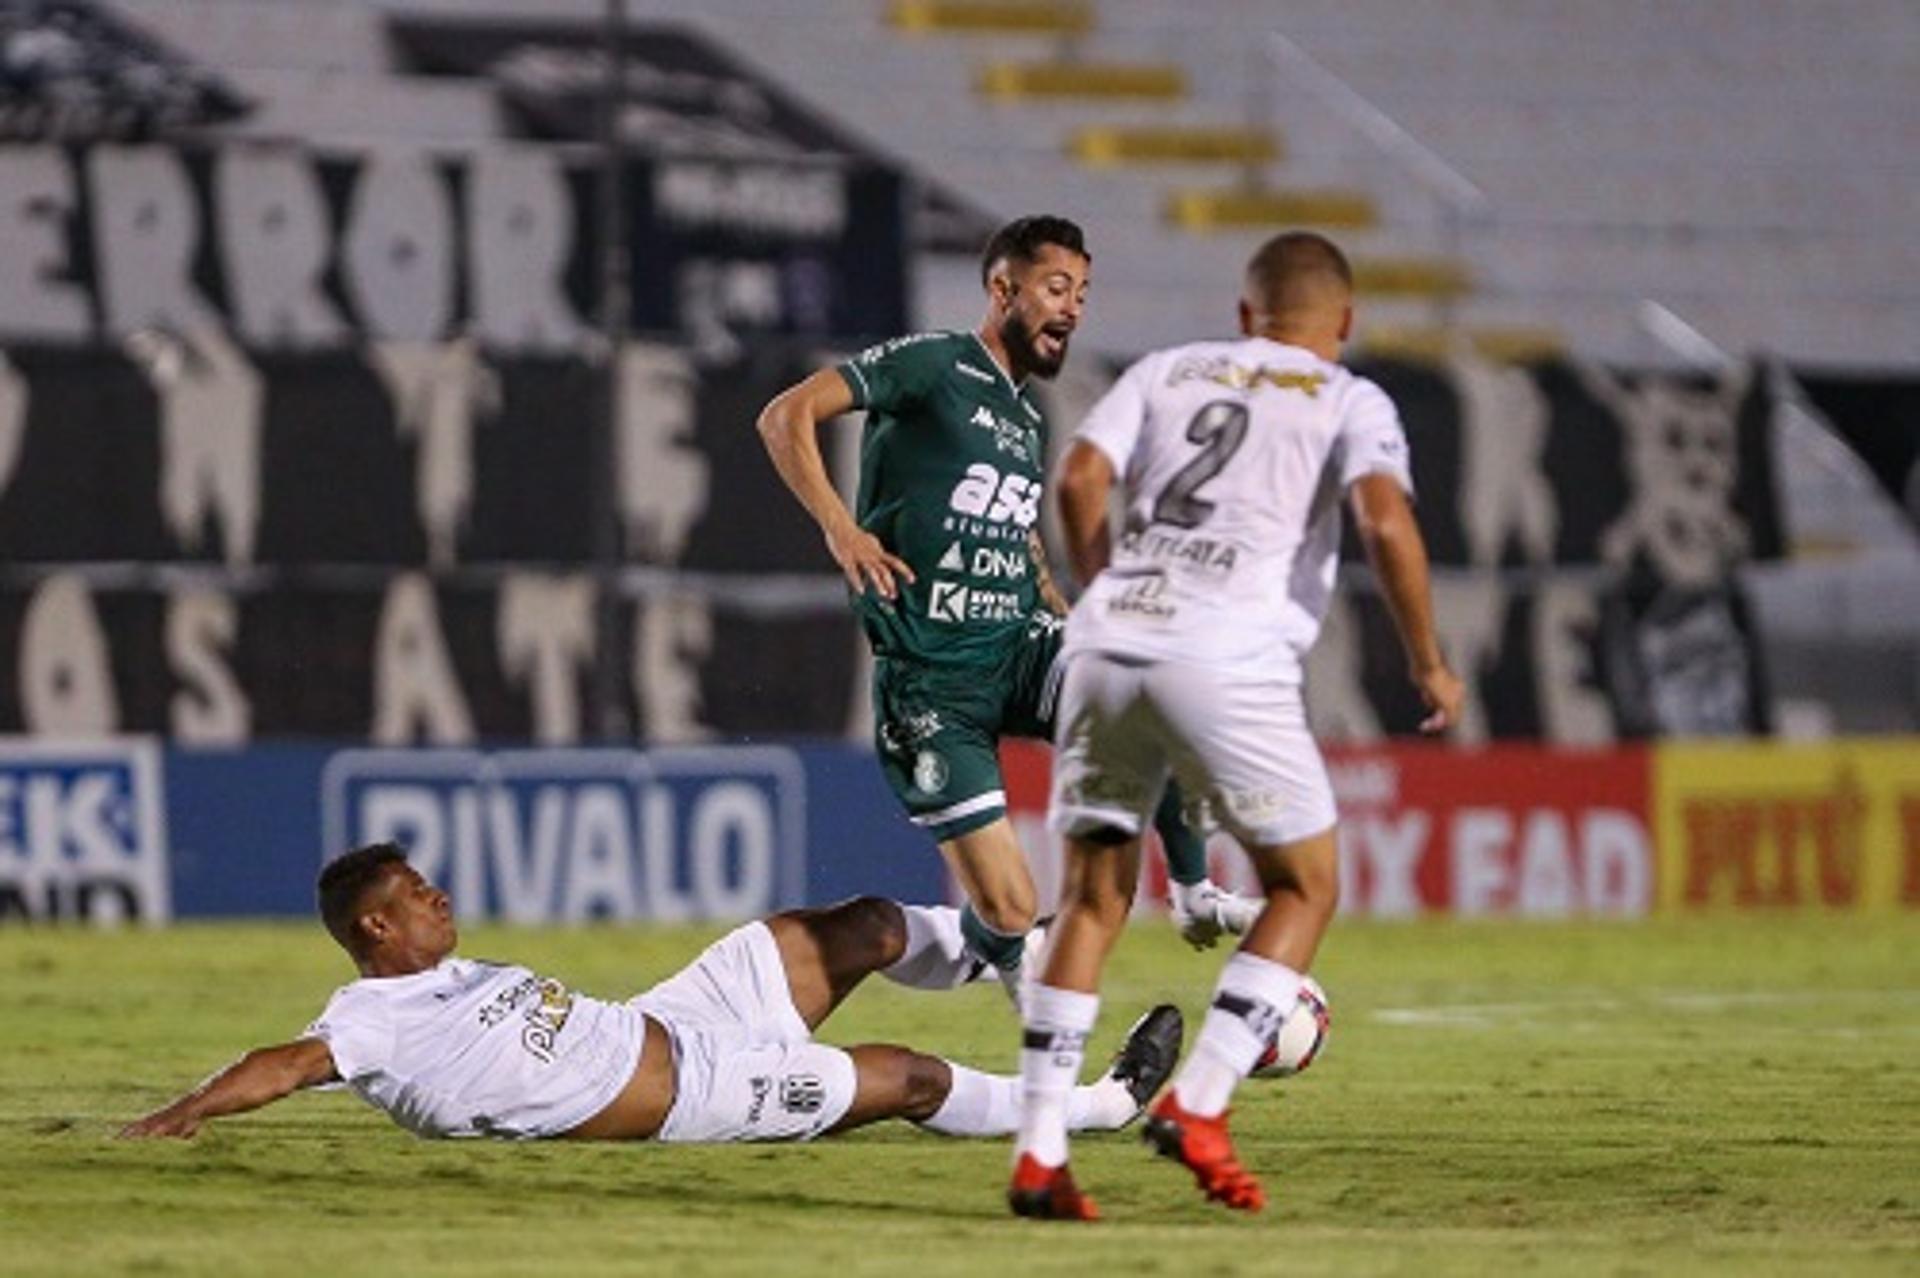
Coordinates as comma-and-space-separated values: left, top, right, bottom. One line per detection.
1151, 400, 1250, 530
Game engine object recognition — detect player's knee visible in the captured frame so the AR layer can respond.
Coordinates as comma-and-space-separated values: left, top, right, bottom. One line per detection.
842, 895, 909, 968
902, 1052, 951, 1120
971, 895, 1036, 936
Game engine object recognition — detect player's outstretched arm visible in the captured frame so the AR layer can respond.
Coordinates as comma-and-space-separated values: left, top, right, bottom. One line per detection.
756, 367, 914, 600
1348, 474, 1464, 734
1055, 440, 1116, 588
118, 1038, 339, 1139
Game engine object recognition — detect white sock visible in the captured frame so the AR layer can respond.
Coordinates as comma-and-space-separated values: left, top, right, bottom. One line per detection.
920, 1063, 1019, 1136
1017, 984, 1100, 1168
918, 1064, 1136, 1136
880, 904, 976, 990
1173, 952, 1304, 1118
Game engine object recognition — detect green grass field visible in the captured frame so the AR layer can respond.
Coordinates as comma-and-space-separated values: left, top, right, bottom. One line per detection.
4, 914, 1917, 1276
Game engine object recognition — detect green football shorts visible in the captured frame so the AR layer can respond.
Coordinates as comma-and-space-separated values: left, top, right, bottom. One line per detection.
871, 614, 1064, 842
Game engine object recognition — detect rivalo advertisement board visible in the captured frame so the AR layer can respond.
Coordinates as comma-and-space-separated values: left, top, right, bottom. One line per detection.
2, 738, 1915, 925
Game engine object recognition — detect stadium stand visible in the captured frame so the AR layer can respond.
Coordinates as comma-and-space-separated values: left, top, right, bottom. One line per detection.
35, 0, 1920, 741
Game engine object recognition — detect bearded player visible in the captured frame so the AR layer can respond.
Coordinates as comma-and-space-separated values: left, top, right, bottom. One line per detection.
757, 216, 1257, 1001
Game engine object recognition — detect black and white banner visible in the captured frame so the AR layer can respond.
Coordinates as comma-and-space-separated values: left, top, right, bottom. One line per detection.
0, 1, 249, 143
0, 338, 1787, 743
389, 16, 994, 254
0, 140, 908, 352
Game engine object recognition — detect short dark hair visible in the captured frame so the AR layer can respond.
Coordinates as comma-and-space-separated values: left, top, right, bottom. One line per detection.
1244, 231, 1353, 312
317, 842, 408, 950
980, 215, 1088, 286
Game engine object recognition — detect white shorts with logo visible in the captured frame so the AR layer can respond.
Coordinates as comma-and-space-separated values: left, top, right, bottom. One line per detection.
1050, 653, 1337, 849
631, 921, 857, 1143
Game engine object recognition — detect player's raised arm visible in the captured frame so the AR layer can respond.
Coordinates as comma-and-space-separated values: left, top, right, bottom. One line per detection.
756, 366, 915, 601
1347, 473, 1463, 734
1054, 439, 1117, 588
118, 1037, 339, 1139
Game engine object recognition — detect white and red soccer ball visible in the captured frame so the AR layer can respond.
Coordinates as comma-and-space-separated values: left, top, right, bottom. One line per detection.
1250, 975, 1330, 1079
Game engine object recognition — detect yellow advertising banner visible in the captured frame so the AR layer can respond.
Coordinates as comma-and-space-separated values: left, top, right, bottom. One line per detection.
1654, 739, 1920, 912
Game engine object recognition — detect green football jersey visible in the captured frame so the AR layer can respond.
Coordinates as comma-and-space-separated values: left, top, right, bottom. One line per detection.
836, 330, 1051, 668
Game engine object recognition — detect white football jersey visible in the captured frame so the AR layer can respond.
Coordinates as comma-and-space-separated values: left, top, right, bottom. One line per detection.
1064, 337, 1413, 681
306, 957, 646, 1139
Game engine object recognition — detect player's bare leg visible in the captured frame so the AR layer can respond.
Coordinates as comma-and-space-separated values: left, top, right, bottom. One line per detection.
766, 895, 915, 1030
939, 818, 1042, 1001
1145, 823, 1340, 1213
1010, 830, 1146, 1220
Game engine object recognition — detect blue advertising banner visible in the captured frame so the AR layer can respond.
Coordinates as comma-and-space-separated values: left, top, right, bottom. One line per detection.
1, 739, 943, 925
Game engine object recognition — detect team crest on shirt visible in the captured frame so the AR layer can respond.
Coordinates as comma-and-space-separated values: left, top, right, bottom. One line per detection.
780, 1074, 826, 1115
913, 750, 949, 795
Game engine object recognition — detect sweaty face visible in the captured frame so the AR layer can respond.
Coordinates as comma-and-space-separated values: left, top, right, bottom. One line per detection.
365, 864, 457, 963
995, 243, 1089, 380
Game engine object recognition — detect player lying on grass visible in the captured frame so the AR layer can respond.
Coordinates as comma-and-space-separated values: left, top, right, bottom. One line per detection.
120, 842, 1182, 1145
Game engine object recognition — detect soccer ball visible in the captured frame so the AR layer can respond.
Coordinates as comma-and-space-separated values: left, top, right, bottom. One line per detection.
1249, 975, 1330, 1079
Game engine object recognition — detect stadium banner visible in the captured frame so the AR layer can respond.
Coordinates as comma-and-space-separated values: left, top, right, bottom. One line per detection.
0, 737, 169, 923
0, 140, 908, 350
0, 344, 1784, 745
0, 739, 942, 926
0, 1, 250, 143
1652, 740, 1920, 912
9, 736, 1915, 926
998, 740, 1658, 920
387, 15, 994, 253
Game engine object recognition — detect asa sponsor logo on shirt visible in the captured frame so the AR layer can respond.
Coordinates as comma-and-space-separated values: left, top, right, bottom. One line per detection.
947, 461, 1040, 529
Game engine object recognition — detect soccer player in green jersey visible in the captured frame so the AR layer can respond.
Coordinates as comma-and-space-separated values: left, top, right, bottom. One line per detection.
757, 216, 1256, 997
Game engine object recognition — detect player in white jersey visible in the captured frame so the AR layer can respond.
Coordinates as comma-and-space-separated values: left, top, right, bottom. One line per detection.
1008, 232, 1464, 1219
120, 843, 1182, 1148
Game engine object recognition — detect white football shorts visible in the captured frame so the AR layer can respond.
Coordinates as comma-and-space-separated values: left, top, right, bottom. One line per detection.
632, 921, 857, 1143
1049, 652, 1337, 849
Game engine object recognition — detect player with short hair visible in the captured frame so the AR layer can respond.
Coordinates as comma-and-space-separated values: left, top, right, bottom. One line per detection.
757, 216, 1257, 997
119, 843, 1182, 1145
1008, 231, 1464, 1218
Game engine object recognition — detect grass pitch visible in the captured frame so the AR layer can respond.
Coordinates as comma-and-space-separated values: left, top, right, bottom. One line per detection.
4, 914, 1917, 1276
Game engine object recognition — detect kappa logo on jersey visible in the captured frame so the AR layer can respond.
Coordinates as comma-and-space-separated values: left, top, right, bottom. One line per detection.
966, 408, 1037, 464
948, 462, 1040, 528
